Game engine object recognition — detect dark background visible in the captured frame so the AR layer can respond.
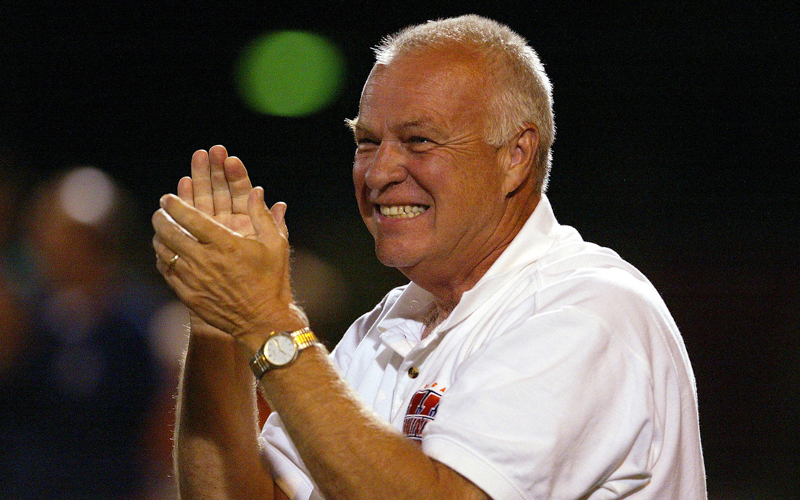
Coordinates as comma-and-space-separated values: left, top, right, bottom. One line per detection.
1, 1, 797, 497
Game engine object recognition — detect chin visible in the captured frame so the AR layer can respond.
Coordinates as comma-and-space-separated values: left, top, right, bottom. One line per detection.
374, 242, 422, 270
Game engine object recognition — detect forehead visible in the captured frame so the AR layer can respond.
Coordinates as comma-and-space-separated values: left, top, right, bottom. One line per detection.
356, 47, 488, 131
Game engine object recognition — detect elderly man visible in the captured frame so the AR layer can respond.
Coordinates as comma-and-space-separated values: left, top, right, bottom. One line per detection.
152, 15, 706, 500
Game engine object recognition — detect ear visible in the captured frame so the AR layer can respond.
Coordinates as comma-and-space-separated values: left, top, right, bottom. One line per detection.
502, 125, 539, 195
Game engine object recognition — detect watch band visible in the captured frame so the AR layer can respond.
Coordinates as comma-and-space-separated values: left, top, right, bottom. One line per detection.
250, 327, 319, 379
290, 327, 318, 351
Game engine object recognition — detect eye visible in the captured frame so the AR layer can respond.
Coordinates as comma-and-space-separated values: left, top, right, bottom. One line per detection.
406, 136, 438, 152
355, 137, 379, 151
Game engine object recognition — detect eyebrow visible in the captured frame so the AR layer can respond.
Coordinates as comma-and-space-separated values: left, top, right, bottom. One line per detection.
393, 120, 447, 140
345, 117, 447, 139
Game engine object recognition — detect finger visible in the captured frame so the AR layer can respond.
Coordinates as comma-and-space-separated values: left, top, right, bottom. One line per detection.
177, 176, 194, 205
224, 155, 253, 215
191, 149, 214, 215
152, 234, 177, 263
153, 236, 182, 276
158, 194, 232, 246
209, 145, 232, 215
248, 187, 284, 241
152, 208, 201, 259
270, 201, 289, 239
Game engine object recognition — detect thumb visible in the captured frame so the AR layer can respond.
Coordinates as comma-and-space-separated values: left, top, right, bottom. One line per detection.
270, 201, 289, 238
248, 187, 280, 241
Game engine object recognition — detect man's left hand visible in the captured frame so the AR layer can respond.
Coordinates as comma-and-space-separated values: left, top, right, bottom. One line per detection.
152, 188, 306, 354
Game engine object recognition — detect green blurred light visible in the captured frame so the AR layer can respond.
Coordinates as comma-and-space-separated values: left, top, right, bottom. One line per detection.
236, 30, 346, 117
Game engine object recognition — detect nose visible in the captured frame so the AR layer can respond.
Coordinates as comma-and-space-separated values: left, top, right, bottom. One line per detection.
364, 140, 408, 191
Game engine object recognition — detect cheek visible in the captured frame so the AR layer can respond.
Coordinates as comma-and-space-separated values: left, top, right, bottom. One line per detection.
443, 165, 506, 218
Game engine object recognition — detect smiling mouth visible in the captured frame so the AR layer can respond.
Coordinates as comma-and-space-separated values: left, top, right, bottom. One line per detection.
379, 205, 429, 219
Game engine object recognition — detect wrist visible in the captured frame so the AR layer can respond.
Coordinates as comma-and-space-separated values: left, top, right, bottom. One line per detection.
239, 304, 309, 355
189, 314, 233, 340
249, 327, 320, 379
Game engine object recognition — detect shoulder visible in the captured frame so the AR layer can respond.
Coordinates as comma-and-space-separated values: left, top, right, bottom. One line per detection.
535, 240, 666, 315
478, 239, 677, 364
521, 241, 685, 376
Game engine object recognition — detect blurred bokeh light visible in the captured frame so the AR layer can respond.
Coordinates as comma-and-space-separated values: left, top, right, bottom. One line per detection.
58, 167, 116, 226
236, 30, 346, 117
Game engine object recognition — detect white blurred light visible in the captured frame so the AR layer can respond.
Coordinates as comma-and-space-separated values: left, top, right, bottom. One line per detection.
58, 166, 116, 225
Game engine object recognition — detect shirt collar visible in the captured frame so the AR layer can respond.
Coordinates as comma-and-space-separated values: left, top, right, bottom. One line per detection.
374, 283, 434, 356
372, 194, 577, 352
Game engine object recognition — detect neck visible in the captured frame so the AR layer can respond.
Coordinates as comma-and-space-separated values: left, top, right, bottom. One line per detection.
408, 193, 540, 320
421, 305, 448, 340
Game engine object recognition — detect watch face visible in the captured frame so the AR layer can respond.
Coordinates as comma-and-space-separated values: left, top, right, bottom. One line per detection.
265, 333, 297, 366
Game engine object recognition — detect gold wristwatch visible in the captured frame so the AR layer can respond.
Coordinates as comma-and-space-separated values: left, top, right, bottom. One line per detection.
249, 327, 319, 379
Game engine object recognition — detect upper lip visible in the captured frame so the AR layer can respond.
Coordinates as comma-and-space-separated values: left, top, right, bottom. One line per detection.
376, 202, 428, 207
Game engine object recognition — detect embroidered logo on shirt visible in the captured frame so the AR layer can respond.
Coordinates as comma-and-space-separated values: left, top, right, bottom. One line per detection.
403, 383, 446, 441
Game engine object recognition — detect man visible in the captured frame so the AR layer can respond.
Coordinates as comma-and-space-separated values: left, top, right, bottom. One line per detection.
152, 15, 706, 499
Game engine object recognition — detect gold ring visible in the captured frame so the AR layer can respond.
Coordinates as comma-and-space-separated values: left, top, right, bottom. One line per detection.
167, 254, 179, 269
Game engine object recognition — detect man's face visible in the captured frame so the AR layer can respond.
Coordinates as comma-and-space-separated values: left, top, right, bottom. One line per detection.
351, 48, 513, 285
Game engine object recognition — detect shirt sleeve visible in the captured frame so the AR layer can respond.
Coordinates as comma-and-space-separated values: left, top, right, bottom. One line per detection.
259, 412, 326, 500
421, 306, 656, 500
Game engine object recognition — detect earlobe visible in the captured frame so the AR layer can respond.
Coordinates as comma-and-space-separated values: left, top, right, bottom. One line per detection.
503, 126, 539, 195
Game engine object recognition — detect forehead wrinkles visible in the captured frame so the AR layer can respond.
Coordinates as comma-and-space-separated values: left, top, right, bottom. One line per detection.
358, 51, 489, 133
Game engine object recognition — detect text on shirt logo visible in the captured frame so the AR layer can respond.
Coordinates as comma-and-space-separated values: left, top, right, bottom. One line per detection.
403, 383, 446, 441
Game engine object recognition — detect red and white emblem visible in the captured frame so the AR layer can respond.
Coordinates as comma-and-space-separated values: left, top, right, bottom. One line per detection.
403, 383, 446, 441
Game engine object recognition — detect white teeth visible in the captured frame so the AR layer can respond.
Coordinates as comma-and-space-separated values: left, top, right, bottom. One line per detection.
379, 205, 427, 218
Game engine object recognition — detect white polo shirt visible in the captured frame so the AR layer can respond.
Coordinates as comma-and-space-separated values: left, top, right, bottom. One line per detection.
260, 195, 707, 499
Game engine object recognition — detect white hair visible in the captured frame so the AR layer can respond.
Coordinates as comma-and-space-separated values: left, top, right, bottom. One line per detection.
373, 15, 556, 192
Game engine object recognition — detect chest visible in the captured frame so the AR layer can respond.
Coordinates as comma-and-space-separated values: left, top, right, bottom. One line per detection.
340, 302, 520, 436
